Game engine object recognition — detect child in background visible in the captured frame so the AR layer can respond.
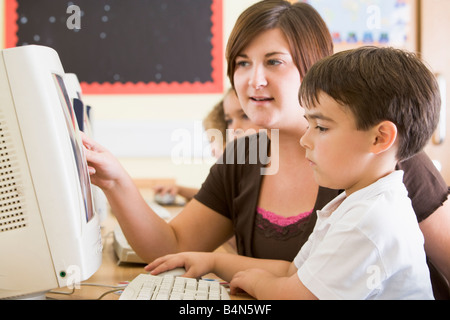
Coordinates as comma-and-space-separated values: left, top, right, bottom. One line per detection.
146, 46, 439, 300
153, 88, 262, 202
202, 92, 228, 159
152, 94, 227, 202
223, 88, 262, 141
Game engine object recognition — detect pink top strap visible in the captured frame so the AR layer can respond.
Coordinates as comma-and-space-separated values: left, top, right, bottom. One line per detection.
256, 207, 313, 227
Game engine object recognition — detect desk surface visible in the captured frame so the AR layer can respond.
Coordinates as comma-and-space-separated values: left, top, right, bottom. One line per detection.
46, 185, 246, 300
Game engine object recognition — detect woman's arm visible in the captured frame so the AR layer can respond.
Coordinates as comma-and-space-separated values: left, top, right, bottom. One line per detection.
82, 134, 234, 262
397, 152, 450, 284
420, 198, 450, 283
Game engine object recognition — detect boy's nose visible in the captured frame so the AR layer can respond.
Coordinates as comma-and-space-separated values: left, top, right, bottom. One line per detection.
300, 130, 312, 150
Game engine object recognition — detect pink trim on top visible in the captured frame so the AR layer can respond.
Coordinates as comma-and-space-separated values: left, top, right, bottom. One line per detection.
256, 207, 313, 227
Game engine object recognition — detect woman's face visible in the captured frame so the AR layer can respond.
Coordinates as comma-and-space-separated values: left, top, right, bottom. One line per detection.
233, 28, 304, 132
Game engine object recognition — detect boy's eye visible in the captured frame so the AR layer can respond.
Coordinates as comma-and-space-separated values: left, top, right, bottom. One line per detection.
316, 126, 328, 132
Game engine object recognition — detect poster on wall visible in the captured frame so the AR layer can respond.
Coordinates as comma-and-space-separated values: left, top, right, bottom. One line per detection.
4, 0, 224, 94
301, 0, 417, 51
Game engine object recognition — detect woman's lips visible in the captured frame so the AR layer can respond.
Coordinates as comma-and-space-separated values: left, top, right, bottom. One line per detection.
250, 96, 274, 102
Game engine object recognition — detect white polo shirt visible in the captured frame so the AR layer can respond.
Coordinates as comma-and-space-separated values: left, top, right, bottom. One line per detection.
294, 171, 434, 300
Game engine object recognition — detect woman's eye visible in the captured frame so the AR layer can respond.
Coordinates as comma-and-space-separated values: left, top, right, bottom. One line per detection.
236, 60, 249, 68
267, 59, 282, 66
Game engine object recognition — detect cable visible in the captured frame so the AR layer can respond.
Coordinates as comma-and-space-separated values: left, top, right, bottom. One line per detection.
47, 287, 76, 296
81, 282, 126, 289
95, 288, 124, 300
47, 282, 128, 300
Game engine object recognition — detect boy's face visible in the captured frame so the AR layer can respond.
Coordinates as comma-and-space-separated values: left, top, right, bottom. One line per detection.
300, 92, 377, 196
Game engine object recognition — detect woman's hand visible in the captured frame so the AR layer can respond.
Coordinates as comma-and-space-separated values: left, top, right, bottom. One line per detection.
144, 252, 216, 279
81, 132, 127, 191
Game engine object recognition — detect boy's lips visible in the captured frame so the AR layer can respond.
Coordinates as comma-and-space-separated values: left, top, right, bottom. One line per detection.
306, 156, 316, 166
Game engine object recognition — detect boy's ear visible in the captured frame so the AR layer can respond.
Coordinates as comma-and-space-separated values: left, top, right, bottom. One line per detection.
370, 121, 398, 154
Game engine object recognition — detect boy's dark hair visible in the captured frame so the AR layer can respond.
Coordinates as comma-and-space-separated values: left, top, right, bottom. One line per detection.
300, 46, 441, 161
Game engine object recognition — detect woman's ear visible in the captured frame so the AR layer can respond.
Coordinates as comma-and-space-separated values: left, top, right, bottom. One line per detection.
370, 121, 398, 155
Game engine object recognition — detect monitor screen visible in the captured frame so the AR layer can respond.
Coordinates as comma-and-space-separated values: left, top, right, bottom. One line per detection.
53, 74, 94, 222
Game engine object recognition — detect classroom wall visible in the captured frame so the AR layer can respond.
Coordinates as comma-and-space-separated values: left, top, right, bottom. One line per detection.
2, 1, 449, 186
0, 0, 258, 189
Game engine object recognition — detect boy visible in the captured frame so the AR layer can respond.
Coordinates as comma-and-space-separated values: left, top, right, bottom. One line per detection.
146, 47, 439, 300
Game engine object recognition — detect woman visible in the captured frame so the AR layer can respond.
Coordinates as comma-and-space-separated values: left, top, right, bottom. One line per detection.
83, 0, 449, 298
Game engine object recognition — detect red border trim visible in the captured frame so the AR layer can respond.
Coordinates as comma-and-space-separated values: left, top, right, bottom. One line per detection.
4, 0, 224, 95
4, 0, 19, 49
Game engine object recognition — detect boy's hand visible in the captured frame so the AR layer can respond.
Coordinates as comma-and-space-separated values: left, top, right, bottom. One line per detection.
229, 268, 271, 298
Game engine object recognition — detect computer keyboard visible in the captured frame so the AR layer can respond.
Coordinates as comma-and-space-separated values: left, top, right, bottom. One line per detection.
147, 200, 172, 220
119, 273, 230, 300
113, 201, 172, 265
113, 225, 146, 264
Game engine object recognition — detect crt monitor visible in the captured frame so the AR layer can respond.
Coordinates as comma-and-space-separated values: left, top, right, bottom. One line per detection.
0, 45, 102, 299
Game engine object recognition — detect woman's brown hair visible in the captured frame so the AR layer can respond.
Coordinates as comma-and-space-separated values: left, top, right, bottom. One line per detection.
226, 0, 333, 87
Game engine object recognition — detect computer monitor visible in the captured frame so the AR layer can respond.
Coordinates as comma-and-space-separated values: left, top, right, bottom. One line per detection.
0, 45, 102, 299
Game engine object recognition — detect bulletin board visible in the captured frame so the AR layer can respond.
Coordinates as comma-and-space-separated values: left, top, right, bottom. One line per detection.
302, 0, 418, 52
4, 0, 224, 94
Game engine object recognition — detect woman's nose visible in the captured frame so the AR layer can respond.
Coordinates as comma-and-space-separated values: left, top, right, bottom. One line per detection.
248, 66, 268, 89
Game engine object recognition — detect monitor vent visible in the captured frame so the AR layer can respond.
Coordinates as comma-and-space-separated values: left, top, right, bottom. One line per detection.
0, 120, 27, 233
